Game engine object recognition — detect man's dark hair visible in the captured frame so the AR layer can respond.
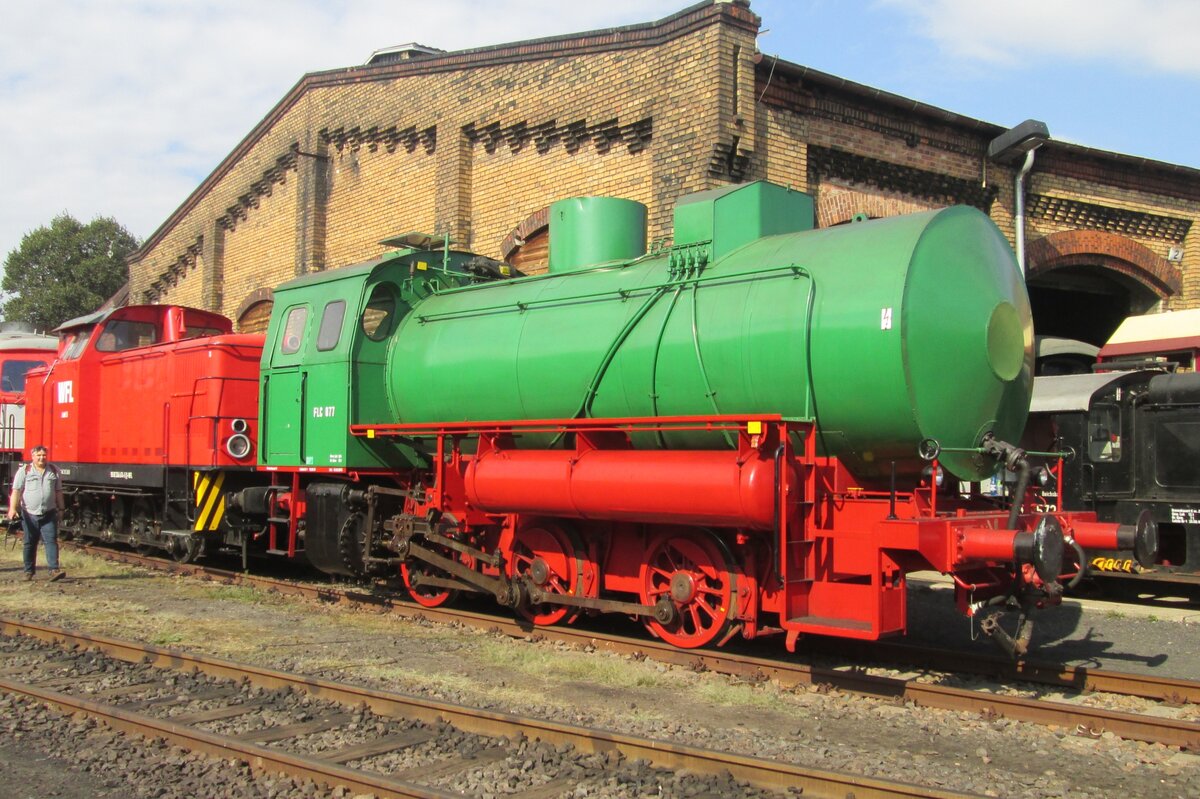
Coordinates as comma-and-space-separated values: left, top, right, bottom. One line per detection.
31, 446, 47, 455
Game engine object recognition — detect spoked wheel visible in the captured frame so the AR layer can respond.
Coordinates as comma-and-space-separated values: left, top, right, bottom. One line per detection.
507, 522, 582, 626
639, 529, 735, 649
401, 541, 473, 609
401, 561, 459, 608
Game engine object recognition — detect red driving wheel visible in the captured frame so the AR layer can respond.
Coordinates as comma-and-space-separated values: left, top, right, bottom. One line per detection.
401, 561, 458, 608
507, 523, 582, 626
639, 530, 735, 648
401, 541, 473, 609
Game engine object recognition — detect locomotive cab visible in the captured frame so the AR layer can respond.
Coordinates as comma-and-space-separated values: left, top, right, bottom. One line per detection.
260, 242, 505, 472
0, 329, 55, 400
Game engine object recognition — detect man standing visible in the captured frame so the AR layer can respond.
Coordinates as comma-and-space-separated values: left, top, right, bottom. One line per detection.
6, 445, 66, 581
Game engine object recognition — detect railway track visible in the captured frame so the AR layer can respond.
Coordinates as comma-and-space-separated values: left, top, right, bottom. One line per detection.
0, 618, 965, 799
61, 544, 1200, 751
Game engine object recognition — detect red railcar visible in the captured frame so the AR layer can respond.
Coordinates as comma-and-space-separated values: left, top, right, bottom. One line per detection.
0, 325, 58, 490
24, 305, 263, 560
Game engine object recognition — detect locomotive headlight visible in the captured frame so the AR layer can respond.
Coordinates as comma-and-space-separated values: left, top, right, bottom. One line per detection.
226, 433, 252, 460
230, 418, 248, 434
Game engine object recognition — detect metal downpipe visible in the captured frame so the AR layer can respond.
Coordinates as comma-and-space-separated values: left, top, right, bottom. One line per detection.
1014, 148, 1037, 274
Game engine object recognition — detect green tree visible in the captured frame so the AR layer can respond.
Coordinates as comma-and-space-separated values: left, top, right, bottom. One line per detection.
1, 214, 139, 331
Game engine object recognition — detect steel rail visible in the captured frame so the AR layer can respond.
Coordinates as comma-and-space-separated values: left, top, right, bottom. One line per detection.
0, 674, 457, 799
69, 544, 1200, 748
0, 618, 969, 799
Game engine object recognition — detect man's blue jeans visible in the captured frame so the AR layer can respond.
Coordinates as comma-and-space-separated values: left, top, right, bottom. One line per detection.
21, 510, 59, 574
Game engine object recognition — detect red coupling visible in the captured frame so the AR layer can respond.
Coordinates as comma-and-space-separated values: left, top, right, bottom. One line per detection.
959, 515, 1064, 585
958, 527, 1019, 563
1069, 510, 1158, 568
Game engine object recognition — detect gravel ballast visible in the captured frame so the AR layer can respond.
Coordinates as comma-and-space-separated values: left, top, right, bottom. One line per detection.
0, 547, 1197, 798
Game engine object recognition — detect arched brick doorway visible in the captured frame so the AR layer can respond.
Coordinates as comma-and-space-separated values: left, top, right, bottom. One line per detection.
502, 207, 550, 275
1025, 231, 1180, 346
235, 288, 274, 334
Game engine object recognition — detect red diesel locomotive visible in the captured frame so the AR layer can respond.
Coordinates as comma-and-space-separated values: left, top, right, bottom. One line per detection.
13, 181, 1154, 655
22, 304, 262, 562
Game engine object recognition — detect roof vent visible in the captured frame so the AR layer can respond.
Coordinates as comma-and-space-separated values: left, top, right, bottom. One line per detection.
366, 43, 446, 66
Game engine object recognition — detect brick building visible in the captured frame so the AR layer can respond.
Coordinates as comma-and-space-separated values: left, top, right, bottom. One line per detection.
127, 0, 1200, 345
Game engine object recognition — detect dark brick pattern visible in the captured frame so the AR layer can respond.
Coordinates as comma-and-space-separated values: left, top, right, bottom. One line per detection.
807, 145, 999, 210
1027, 194, 1191, 243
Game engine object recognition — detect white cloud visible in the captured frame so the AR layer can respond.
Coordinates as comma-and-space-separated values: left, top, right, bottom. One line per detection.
881, 0, 1200, 76
0, 0, 681, 269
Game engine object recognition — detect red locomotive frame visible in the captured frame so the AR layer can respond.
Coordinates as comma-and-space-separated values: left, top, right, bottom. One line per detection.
324, 414, 1139, 653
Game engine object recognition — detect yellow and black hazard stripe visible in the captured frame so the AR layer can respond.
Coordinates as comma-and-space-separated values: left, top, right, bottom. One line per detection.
192, 471, 227, 532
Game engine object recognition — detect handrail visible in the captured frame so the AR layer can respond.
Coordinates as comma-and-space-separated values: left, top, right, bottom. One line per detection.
350, 413, 795, 440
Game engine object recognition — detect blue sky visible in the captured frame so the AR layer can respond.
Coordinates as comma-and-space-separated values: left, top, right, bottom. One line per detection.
2, 0, 1197, 270
754, 0, 1200, 166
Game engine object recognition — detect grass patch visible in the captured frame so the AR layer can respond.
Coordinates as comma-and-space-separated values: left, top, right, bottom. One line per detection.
65, 555, 135, 578
0, 544, 140, 580
693, 678, 778, 709
359, 662, 466, 693
200, 585, 286, 605
474, 638, 673, 690
0, 544, 801, 726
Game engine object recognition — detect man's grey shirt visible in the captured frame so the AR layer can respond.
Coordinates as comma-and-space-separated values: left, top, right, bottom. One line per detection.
13, 465, 58, 516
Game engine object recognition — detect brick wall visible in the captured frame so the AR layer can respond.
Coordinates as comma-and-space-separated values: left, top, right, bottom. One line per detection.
1025, 169, 1192, 308
323, 136, 439, 269
816, 181, 940, 227
222, 170, 299, 320
759, 106, 809, 191
128, 1, 761, 327
1182, 225, 1200, 305
127, 0, 1200, 325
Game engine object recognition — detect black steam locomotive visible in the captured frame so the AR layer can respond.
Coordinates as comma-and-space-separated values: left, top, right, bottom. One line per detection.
1029, 368, 1200, 588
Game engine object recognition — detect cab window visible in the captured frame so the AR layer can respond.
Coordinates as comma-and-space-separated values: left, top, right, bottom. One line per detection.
1087, 404, 1122, 462
96, 320, 159, 352
0, 359, 49, 392
361, 284, 397, 342
183, 325, 223, 339
316, 300, 346, 352
61, 327, 94, 360
280, 306, 308, 355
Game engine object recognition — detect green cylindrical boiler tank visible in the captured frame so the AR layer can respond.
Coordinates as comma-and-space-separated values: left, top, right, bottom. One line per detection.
386, 190, 1032, 480
547, 196, 647, 273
